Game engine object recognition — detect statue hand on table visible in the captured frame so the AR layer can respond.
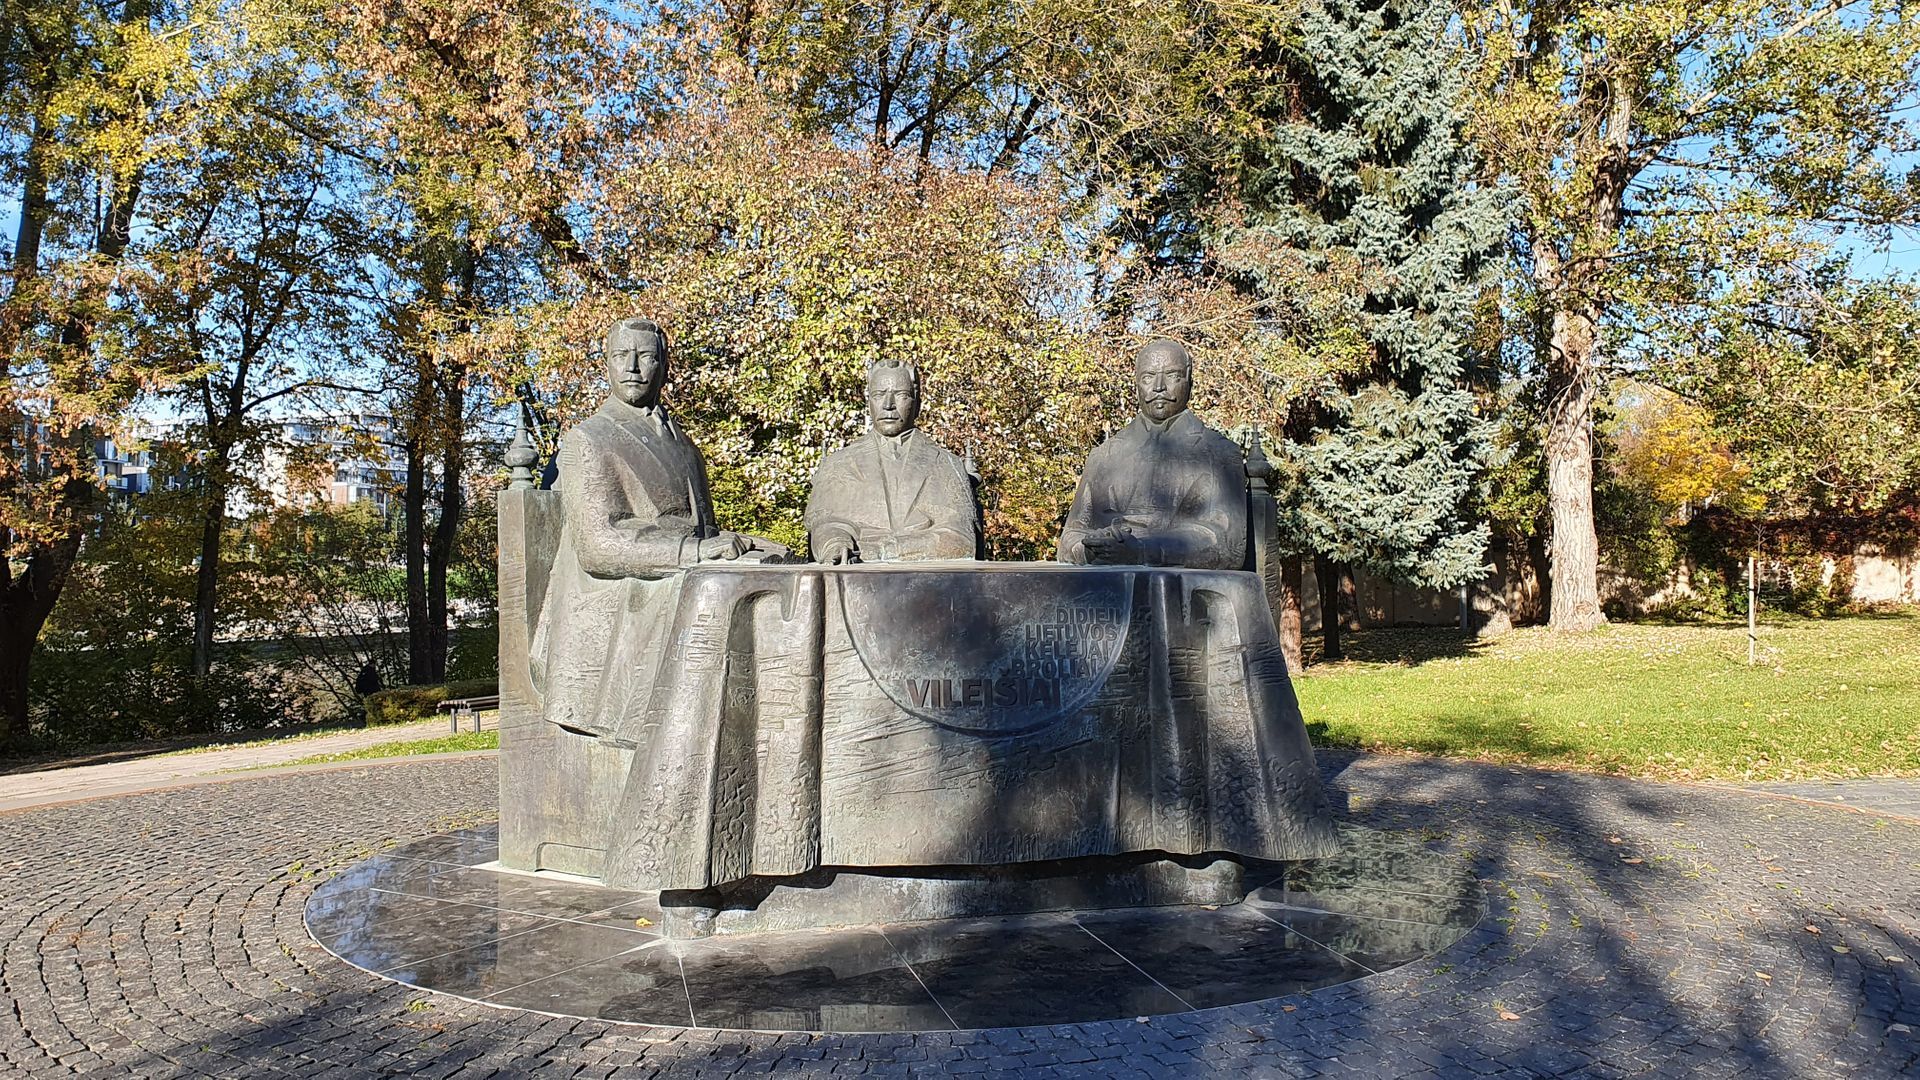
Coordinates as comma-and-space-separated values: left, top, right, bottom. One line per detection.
816, 535, 860, 565
1080, 526, 1139, 565
699, 532, 753, 560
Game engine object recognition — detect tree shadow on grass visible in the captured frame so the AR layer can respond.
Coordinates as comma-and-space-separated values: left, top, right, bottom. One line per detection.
1308, 707, 1586, 768
1301, 626, 1487, 669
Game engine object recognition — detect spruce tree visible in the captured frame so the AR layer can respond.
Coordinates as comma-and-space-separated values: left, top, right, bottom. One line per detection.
1224, 0, 1505, 625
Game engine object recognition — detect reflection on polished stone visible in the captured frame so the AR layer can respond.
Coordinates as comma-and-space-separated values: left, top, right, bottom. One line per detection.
879, 913, 1190, 1027
681, 928, 953, 1032
377, 919, 654, 999
319, 900, 551, 975
1073, 904, 1369, 1008
1255, 906, 1468, 973
389, 832, 500, 867
491, 942, 692, 1024
308, 825, 1484, 1031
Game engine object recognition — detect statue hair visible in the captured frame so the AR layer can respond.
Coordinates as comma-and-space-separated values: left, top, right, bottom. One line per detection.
1133, 337, 1192, 373
865, 358, 920, 388
605, 317, 670, 364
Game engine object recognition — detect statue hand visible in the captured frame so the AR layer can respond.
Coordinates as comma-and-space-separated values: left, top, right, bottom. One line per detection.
699, 532, 751, 560
818, 538, 858, 565
1082, 527, 1136, 564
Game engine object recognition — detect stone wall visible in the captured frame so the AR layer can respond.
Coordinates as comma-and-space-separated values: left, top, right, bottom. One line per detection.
1297, 538, 1916, 638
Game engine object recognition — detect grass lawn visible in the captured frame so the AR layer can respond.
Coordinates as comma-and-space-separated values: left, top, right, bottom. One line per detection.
1293, 608, 1920, 782
261, 729, 499, 769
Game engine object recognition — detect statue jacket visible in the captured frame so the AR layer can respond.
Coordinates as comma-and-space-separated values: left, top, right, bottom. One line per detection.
1056, 409, 1248, 570
532, 399, 718, 745
804, 428, 978, 561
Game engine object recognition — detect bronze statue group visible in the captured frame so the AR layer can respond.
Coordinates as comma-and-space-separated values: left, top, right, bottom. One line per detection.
560, 316, 1250, 579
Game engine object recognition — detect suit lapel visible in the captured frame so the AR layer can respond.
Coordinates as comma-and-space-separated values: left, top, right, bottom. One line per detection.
598, 406, 710, 529
597, 406, 672, 482
864, 432, 897, 532
896, 432, 932, 522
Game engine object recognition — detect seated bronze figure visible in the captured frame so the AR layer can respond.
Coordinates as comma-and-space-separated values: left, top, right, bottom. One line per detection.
804, 359, 978, 563
1057, 338, 1249, 570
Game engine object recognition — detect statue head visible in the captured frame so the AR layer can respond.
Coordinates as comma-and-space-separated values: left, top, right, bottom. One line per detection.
604, 318, 668, 408
865, 360, 921, 438
1133, 338, 1192, 423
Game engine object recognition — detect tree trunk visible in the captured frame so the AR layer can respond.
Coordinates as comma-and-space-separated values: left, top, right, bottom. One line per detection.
425, 386, 463, 684
1337, 562, 1360, 631
405, 435, 430, 684
0, 528, 83, 750
1544, 300, 1606, 631
1314, 553, 1342, 662
0, 620, 33, 750
1277, 554, 1305, 673
0, 0, 152, 750
190, 471, 230, 681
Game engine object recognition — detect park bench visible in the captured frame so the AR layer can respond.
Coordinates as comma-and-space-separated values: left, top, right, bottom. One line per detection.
437, 694, 500, 733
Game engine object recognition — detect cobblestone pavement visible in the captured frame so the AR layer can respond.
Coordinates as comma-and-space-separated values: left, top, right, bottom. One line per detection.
1741, 779, 1920, 821
0, 718, 486, 813
0, 752, 1914, 1078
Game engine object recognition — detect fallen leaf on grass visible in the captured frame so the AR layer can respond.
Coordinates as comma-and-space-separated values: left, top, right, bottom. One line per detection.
1606, 836, 1623, 844
634, 918, 654, 928
1498, 1009, 1522, 1022
1832, 946, 1851, 954
1754, 971, 1772, 981
1621, 857, 1644, 865
1281, 1005, 1296, 1013
1805, 925, 1822, 935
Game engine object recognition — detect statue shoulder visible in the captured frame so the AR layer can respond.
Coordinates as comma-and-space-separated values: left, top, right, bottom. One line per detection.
813, 435, 868, 477
563, 411, 618, 448
1183, 414, 1244, 460
913, 431, 970, 472
1086, 424, 1134, 465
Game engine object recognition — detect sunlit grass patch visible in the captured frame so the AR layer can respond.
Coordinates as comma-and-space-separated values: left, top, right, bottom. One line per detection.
1295, 610, 1920, 782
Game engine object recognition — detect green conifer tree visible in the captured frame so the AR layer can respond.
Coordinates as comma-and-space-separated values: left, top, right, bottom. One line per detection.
1226, 0, 1505, 603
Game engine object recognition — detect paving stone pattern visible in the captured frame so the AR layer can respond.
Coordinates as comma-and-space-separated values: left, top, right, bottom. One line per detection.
0, 752, 1915, 1077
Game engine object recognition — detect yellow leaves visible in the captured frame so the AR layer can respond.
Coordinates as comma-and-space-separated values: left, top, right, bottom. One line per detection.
1605, 385, 1761, 518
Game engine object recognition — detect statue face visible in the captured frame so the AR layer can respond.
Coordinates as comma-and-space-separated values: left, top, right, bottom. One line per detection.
1134, 346, 1191, 423
866, 367, 920, 437
606, 327, 665, 408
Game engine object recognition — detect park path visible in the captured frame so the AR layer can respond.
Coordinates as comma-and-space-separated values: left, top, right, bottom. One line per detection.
0, 717, 489, 814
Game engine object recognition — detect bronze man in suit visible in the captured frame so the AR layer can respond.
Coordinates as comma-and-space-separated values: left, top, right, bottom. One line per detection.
805, 360, 979, 563
533, 318, 785, 744
1057, 338, 1248, 570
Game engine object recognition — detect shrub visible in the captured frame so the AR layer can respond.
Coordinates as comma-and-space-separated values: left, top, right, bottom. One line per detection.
363, 679, 498, 726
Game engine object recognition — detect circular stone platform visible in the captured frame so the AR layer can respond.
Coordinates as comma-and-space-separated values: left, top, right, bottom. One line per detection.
305, 824, 1481, 1032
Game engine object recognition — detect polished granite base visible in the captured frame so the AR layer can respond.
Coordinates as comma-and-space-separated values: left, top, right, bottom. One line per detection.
307, 824, 1480, 1032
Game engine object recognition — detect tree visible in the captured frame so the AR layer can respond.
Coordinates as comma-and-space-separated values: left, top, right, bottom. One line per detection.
1235, 0, 1502, 663
135, 6, 368, 682
0, 0, 191, 746
331, 0, 626, 682
1659, 270, 1920, 521
1467, 1, 1920, 630
519, 75, 1110, 556
1108, 0, 1500, 663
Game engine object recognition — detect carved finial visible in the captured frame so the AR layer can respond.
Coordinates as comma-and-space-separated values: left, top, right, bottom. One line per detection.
506, 409, 538, 489
1243, 424, 1272, 486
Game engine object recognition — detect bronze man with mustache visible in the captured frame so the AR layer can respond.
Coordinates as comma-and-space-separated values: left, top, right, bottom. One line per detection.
1056, 338, 1248, 570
